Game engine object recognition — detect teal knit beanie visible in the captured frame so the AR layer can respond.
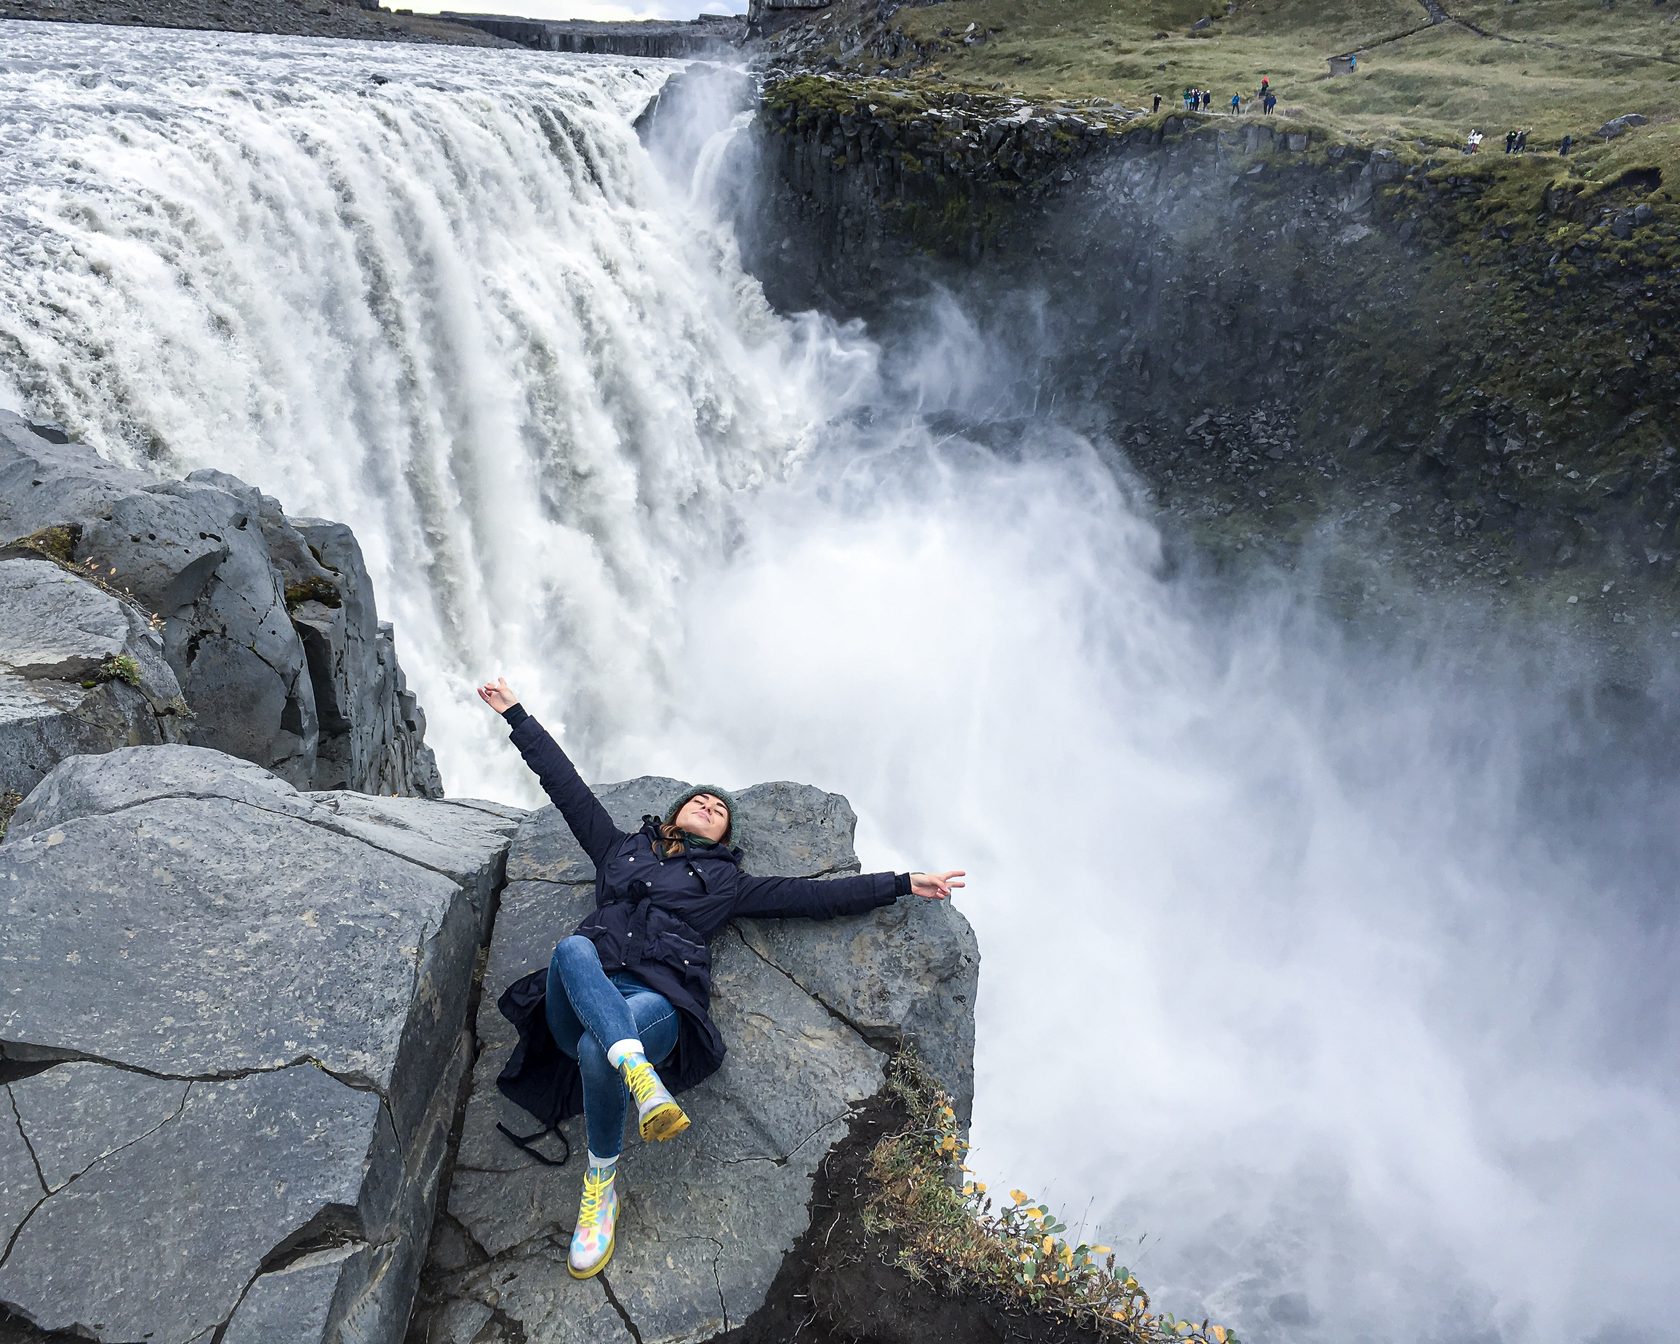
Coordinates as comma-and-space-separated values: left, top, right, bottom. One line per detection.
665, 785, 738, 845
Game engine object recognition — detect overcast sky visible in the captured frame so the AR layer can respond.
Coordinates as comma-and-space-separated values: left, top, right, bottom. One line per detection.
407, 0, 747, 21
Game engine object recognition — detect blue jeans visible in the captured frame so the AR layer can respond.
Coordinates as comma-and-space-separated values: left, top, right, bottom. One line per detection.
546, 935, 679, 1160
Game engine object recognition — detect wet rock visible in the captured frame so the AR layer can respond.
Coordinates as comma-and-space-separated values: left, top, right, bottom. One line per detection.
22, 419, 68, 445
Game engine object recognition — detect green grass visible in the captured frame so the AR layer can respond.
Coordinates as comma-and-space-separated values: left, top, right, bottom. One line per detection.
81, 653, 143, 690
890, 0, 1680, 187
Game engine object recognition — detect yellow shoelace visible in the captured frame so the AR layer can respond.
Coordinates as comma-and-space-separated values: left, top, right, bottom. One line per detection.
623, 1060, 660, 1106
578, 1169, 614, 1228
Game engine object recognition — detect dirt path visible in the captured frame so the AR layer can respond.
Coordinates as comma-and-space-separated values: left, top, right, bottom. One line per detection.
1430, 0, 1680, 67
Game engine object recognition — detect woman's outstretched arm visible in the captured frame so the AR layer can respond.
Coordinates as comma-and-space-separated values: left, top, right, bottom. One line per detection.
477, 676, 623, 868
732, 869, 964, 921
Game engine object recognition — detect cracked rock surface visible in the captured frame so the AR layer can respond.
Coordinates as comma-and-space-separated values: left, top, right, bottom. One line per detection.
0, 411, 441, 797
410, 777, 978, 1344
0, 743, 523, 1343
0, 552, 188, 806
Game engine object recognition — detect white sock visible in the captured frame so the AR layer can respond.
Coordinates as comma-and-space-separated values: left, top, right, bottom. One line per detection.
586, 1150, 619, 1173
606, 1038, 643, 1069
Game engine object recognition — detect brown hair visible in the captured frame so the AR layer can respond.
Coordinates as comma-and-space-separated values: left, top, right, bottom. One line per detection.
657, 822, 688, 859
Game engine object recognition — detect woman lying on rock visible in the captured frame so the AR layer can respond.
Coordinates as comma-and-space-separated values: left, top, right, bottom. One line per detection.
476, 677, 963, 1280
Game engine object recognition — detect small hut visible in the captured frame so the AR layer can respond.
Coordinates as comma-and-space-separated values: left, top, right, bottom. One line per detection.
1327, 53, 1356, 76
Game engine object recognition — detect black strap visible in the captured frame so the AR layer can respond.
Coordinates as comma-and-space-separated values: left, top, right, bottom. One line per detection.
496, 1121, 572, 1167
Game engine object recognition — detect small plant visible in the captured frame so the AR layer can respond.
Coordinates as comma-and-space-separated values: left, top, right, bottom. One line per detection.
867, 1055, 1241, 1343
283, 575, 342, 611
11, 523, 79, 563
0, 790, 23, 844
80, 653, 143, 690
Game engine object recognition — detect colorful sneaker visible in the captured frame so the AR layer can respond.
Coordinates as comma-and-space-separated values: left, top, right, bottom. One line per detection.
567, 1165, 619, 1280
620, 1053, 690, 1142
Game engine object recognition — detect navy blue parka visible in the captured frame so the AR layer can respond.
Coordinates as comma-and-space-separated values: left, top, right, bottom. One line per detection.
495, 705, 909, 1129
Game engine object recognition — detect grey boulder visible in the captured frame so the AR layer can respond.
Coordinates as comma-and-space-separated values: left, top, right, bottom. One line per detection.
0, 551, 188, 809
0, 743, 522, 1344
1595, 112, 1649, 139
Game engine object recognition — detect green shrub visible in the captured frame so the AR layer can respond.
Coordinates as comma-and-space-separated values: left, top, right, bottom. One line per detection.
868, 1054, 1241, 1343
81, 653, 143, 690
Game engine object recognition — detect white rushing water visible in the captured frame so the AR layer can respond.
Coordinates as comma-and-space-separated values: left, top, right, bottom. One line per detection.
2, 23, 1676, 1344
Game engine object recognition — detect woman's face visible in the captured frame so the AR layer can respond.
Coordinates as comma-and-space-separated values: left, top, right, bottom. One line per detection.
674, 793, 730, 843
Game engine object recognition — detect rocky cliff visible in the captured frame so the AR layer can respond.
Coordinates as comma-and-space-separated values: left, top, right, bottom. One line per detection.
1, 742, 980, 1343
0, 746, 521, 1342
0, 396, 1004, 1344
0, 411, 441, 807
727, 75, 1679, 645
410, 774, 978, 1342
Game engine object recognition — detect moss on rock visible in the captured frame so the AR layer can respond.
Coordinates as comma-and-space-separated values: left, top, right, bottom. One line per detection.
10, 523, 80, 564
283, 575, 342, 611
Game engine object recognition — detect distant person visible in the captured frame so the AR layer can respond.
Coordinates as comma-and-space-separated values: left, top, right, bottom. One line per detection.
1349, 52, 1357, 71
1264, 92, 1277, 115
1515, 129, 1529, 153
1559, 133, 1574, 155
1260, 76, 1270, 96
1465, 129, 1483, 153
1184, 86, 1194, 111
1504, 130, 1517, 154
1154, 92, 1163, 113
1230, 92, 1241, 114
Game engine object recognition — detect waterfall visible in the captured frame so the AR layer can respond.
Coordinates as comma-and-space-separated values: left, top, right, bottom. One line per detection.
0, 24, 873, 796
2, 24, 1676, 1344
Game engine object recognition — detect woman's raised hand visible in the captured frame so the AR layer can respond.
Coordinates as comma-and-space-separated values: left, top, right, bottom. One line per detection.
909, 870, 965, 901
476, 676, 520, 714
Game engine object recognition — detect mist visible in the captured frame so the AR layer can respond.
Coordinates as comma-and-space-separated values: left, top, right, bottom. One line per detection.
626, 294, 1680, 1344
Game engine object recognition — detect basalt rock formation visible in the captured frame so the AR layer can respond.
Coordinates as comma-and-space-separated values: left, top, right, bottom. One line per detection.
0, 745, 522, 1342
0, 411, 442, 800
0, 739, 978, 1343
725, 74, 1679, 645
410, 776, 978, 1343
